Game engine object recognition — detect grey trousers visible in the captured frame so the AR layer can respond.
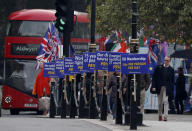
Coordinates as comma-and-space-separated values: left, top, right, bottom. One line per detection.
158, 86, 169, 118
140, 88, 145, 114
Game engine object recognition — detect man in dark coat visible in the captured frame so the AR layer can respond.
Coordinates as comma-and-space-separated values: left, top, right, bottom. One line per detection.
175, 67, 187, 114
151, 56, 175, 121
108, 72, 119, 119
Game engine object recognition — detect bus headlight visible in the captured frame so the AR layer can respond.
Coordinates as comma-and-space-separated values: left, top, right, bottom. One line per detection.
5, 96, 11, 103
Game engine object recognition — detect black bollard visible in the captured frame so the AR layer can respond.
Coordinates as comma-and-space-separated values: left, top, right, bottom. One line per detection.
130, 74, 137, 130
89, 74, 98, 119
70, 78, 77, 118
100, 75, 108, 121
124, 74, 143, 126
49, 81, 56, 118
79, 75, 85, 118
130, 101, 137, 129
61, 77, 67, 118
79, 74, 89, 118
115, 76, 123, 124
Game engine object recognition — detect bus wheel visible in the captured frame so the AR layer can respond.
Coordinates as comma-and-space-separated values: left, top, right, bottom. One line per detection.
10, 109, 19, 115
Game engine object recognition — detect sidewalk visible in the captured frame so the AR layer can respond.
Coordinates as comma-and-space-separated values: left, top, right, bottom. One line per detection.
83, 113, 192, 131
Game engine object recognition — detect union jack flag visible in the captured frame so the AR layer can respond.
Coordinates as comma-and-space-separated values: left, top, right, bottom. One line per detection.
148, 38, 160, 63
36, 23, 61, 69
147, 38, 161, 73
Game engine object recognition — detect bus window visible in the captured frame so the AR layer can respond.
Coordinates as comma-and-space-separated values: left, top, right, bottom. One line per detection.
71, 22, 90, 39
5, 60, 39, 95
8, 21, 50, 37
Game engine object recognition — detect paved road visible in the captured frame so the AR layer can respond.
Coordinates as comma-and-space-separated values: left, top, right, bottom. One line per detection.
1, 110, 192, 131
86, 113, 192, 131
0, 110, 111, 131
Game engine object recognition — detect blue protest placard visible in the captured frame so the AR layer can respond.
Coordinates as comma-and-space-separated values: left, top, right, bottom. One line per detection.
43, 62, 56, 77
64, 57, 75, 75
55, 59, 64, 78
96, 51, 108, 70
108, 52, 121, 72
83, 52, 89, 72
74, 55, 83, 74
83, 52, 96, 73
121, 54, 149, 74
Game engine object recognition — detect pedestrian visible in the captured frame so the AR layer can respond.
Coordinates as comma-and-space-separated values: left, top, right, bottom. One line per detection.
32, 62, 50, 115
139, 74, 150, 114
97, 70, 105, 108
175, 67, 187, 114
108, 72, 119, 119
121, 74, 128, 111
188, 63, 192, 97
151, 56, 175, 121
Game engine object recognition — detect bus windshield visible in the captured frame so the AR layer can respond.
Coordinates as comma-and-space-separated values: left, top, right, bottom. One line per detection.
5, 59, 40, 95
7, 20, 90, 39
7, 21, 50, 37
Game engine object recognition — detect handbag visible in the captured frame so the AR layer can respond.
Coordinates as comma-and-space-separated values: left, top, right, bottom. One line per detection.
149, 82, 157, 94
38, 96, 50, 111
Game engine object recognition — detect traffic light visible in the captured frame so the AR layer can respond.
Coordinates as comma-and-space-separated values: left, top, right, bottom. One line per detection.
55, 0, 74, 32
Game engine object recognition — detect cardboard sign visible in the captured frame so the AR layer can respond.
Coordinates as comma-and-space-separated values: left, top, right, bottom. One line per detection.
64, 57, 75, 75
55, 59, 64, 78
96, 51, 108, 70
83, 52, 96, 73
43, 62, 56, 77
121, 54, 149, 74
108, 52, 121, 72
74, 55, 83, 74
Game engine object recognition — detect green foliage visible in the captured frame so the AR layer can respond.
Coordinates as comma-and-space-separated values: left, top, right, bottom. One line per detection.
93, 0, 192, 45
88, 0, 132, 36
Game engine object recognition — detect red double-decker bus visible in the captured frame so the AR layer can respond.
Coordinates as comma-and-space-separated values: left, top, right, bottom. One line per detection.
2, 9, 99, 115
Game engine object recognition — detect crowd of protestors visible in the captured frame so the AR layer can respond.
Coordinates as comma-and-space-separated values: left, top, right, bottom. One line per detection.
103, 55, 191, 121
31, 56, 192, 122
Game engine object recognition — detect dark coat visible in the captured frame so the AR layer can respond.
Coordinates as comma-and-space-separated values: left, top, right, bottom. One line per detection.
175, 74, 187, 100
108, 73, 118, 103
138, 74, 150, 90
152, 65, 175, 98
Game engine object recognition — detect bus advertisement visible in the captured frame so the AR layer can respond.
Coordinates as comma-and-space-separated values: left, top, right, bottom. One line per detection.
2, 9, 99, 115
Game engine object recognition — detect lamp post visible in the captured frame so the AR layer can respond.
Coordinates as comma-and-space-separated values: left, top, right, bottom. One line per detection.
89, 0, 98, 119
130, 0, 138, 130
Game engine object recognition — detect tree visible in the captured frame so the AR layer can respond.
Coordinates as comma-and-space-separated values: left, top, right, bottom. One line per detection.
92, 0, 192, 46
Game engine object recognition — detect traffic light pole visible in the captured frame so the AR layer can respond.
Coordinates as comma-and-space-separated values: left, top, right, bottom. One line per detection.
60, 28, 71, 118
63, 30, 70, 57
55, 0, 74, 119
